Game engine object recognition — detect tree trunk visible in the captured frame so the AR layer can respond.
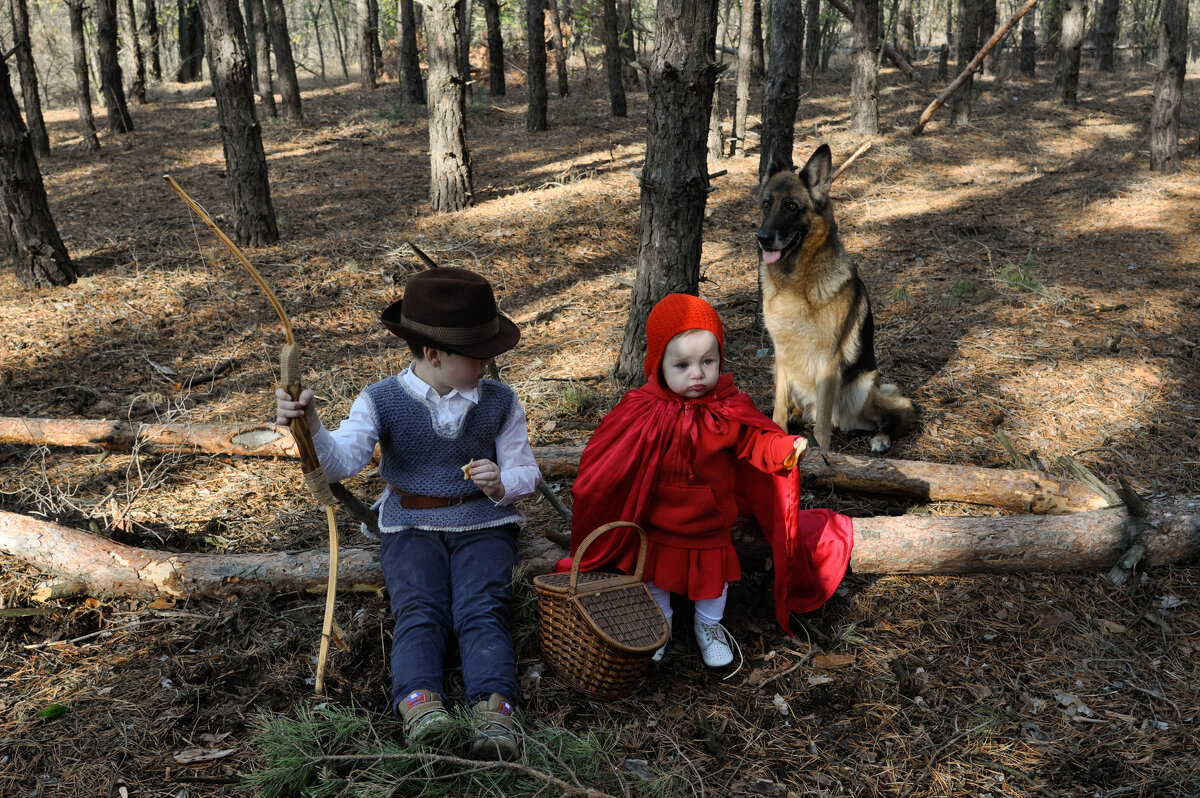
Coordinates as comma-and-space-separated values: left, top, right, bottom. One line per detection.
601, 0, 626, 117
1148, 0, 1187, 172
146, 0, 164, 80
949, 0, 979, 123
617, 0, 638, 87
979, 0, 997, 75
851, 0, 879, 133
546, 0, 570, 96
368, 0, 383, 65
1020, 8, 1037, 76
733, 0, 754, 156
9, 0, 50, 158
308, 0, 327, 80
749, 0, 764, 77
458, 0, 473, 104
326, 0, 351, 78
0, 58, 74, 287
804, 0, 820, 75
482, 0, 505, 95
120, 0, 148, 102
758, 0, 803, 181
246, 0, 278, 117
264, 0, 303, 120
1095, 0, 1118, 70
398, 0, 425, 103
1043, 0, 1060, 61
66, 0, 101, 151
1055, 0, 1085, 105
527, 0, 548, 131
613, 0, 718, 384
198, 0, 280, 246
896, 0, 915, 61
421, 0, 472, 211
708, 73, 725, 160
176, 0, 206, 82
356, 0, 377, 88
98, 0, 135, 131
6, 497, 1197, 600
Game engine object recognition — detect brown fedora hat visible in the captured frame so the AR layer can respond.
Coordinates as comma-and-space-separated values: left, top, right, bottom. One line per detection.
380, 267, 520, 359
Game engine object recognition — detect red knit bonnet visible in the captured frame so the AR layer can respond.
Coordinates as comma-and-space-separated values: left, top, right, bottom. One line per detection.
643, 293, 726, 380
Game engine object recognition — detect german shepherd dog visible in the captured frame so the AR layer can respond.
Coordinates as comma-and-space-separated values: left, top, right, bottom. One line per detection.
757, 144, 915, 453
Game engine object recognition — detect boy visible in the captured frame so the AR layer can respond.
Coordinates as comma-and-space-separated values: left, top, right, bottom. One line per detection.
275, 267, 540, 760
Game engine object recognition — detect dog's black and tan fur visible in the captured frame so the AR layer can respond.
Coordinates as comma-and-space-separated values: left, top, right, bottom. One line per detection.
757, 144, 915, 453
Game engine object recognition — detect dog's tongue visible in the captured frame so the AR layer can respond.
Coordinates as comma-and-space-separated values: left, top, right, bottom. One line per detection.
761, 249, 781, 264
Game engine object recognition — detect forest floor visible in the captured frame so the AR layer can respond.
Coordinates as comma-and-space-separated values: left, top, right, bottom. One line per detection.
1, 55, 1199, 797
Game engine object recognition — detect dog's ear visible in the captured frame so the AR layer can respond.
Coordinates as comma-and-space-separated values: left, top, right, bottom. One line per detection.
800, 144, 834, 208
759, 148, 794, 189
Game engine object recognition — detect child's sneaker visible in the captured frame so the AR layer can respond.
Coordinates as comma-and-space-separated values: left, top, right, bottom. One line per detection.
694, 618, 735, 668
652, 615, 673, 662
397, 689, 452, 745
467, 693, 519, 761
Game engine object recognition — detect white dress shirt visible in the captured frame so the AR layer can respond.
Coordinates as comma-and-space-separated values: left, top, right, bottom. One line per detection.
311, 366, 542, 511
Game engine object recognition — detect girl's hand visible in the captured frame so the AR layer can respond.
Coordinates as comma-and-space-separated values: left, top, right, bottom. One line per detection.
465, 458, 506, 501
276, 387, 318, 428
783, 436, 808, 469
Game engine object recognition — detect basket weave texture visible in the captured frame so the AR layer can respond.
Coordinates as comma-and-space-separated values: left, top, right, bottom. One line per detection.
533, 522, 669, 700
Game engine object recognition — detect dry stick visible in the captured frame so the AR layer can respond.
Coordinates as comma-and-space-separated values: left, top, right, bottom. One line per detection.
164, 176, 342, 697
912, 0, 1042, 135
825, 0, 916, 80
831, 142, 873, 183
405, 240, 574, 539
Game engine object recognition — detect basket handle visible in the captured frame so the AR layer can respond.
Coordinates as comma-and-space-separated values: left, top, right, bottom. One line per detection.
570, 521, 649, 589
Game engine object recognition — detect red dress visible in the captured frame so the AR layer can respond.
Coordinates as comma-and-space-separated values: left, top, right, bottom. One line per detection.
564, 372, 854, 632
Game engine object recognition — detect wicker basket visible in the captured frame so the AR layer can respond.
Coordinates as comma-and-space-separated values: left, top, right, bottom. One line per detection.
533, 522, 669, 700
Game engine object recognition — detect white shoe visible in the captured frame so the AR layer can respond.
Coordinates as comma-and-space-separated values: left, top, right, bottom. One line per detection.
694, 619, 735, 668
652, 616, 673, 662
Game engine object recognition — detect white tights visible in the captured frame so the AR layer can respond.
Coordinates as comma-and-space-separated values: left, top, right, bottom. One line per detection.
648, 581, 728, 626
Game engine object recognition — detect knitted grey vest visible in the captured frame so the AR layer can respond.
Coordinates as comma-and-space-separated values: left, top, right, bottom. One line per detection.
365, 375, 525, 533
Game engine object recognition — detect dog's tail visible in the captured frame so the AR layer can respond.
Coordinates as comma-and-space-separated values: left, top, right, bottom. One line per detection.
878, 383, 917, 439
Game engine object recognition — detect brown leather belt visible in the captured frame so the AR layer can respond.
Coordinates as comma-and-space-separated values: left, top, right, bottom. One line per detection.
390, 485, 478, 510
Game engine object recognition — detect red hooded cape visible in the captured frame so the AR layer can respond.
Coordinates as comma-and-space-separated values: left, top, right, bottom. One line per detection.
562, 372, 853, 632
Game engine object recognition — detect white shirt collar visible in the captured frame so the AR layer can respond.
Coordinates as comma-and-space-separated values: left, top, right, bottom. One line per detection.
399, 365, 481, 404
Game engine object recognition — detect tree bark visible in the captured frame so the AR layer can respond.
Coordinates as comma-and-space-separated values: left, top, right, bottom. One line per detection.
326, 0, 350, 78
458, 0, 474, 104
66, 0, 101, 151
6, 497, 1196, 600
1020, 7, 1037, 76
749, 0, 764, 77
1095, 0, 1118, 70
896, 0, 916, 61
733, 0, 754, 156
398, 0, 425, 103
617, 0, 638, 87
827, 0, 916, 79
851, 0, 879, 133
758, 0, 803, 181
978, 0, 997, 75
1054, 0, 1084, 104
601, 0, 626, 117
356, 0, 377, 88
264, 0, 303, 120
246, 0, 278, 118
527, 0, 548, 131
98, 0, 135, 131
482, 0, 505, 95
1148, 0, 1186, 172
176, 0, 206, 82
1043, 0, 1060, 60
546, 0, 570, 96
804, 0, 820, 75
421, 0, 472, 211
199, 0, 280, 246
614, 0, 718, 383
949, 0, 980, 123
707, 73, 725, 160
120, 0, 148, 102
368, 0, 383, 65
146, 0, 164, 80
0, 59, 74, 287
9, 0, 49, 158
913, 0, 1041, 135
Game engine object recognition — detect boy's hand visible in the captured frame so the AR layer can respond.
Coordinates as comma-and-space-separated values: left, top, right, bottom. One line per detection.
276, 387, 318, 428
783, 436, 808, 469
465, 458, 505, 501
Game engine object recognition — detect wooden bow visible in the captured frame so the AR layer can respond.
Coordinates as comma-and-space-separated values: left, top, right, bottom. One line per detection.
165, 175, 341, 695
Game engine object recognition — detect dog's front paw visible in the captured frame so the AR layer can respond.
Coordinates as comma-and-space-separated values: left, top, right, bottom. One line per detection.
869, 433, 892, 454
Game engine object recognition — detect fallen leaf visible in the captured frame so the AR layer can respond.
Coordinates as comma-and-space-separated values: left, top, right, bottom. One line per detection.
812, 653, 856, 669
1097, 619, 1127, 634
172, 747, 237, 765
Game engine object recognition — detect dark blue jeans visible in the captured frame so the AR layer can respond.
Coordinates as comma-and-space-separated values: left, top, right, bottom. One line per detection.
379, 524, 519, 712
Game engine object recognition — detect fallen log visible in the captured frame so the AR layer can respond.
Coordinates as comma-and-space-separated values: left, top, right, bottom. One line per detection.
4, 497, 1196, 601
0, 417, 1110, 514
